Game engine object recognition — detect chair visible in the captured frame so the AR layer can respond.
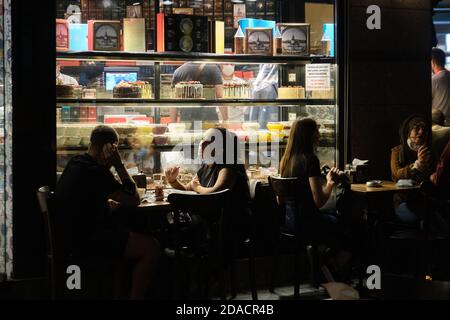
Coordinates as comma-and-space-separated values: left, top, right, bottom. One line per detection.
36, 186, 56, 300
168, 189, 235, 300
36, 186, 124, 299
383, 181, 450, 279
268, 176, 319, 298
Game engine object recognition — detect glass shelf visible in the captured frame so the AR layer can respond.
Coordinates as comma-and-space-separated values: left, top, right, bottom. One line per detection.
57, 50, 336, 65
56, 98, 337, 107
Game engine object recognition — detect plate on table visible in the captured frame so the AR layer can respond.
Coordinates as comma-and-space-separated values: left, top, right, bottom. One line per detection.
366, 180, 382, 187
396, 179, 416, 188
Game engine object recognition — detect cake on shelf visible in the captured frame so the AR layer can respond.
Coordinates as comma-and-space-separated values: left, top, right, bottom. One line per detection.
56, 84, 75, 98
310, 88, 335, 99
278, 86, 305, 99
222, 82, 251, 99
113, 81, 143, 98
174, 81, 203, 99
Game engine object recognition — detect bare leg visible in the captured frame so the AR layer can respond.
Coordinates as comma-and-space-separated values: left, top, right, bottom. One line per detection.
125, 232, 160, 300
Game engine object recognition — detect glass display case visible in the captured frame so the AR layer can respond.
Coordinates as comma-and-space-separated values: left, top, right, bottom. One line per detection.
56, 52, 338, 177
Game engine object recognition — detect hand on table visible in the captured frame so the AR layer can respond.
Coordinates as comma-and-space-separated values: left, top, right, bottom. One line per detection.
189, 176, 200, 192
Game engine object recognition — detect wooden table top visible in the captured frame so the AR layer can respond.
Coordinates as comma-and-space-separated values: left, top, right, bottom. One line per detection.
137, 188, 198, 212
351, 180, 420, 194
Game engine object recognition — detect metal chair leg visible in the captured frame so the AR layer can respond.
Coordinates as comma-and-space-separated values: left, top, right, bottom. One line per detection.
249, 241, 258, 300
230, 260, 237, 300
269, 234, 280, 293
293, 246, 301, 299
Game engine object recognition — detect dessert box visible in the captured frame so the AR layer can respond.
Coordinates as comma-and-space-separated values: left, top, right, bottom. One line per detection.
157, 14, 209, 53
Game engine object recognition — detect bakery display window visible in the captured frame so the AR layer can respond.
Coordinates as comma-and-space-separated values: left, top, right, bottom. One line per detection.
55, 0, 339, 178
56, 53, 338, 176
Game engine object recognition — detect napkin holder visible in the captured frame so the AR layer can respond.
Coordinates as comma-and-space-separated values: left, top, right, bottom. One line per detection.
354, 164, 370, 183
132, 173, 147, 189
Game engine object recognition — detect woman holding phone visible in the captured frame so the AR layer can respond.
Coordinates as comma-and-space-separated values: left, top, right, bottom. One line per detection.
390, 115, 434, 222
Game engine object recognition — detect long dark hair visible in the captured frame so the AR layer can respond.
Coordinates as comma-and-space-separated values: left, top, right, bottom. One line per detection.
280, 118, 318, 177
205, 127, 250, 200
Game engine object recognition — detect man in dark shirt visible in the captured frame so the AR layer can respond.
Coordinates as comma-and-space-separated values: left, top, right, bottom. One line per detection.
170, 62, 226, 123
56, 125, 159, 299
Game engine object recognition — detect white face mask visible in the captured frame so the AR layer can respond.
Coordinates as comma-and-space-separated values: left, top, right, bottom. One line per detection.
198, 141, 215, 165
222, 65, 235, 77
407, 138, 421, 152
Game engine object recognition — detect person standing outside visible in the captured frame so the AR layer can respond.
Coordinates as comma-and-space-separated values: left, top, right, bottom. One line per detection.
56, 62, 79, 86
170, 62, 225, 123
432, 48, 450, 125
219, 63, 247, 123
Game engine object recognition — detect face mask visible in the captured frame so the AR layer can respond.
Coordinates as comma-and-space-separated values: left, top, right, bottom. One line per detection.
198, 142, 215, 165
407, 138, 421, 152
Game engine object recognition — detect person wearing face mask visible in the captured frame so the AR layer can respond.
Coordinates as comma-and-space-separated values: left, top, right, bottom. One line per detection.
55, 125, 160, 299
391, 115, 435, 223
165, 128, 251, 254
247, 63, 279, 129
165, 127, 249, 199
391, 115, 434, 183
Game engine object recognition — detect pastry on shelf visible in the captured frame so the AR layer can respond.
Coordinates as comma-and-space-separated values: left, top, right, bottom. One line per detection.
81, 88, 97, 99
110, 124, 138, 147
310, 88, 335, 99
153, 135, 169, 146
267, 122, 284, 132
167, 133, 185, 145
222, 82, 251, 99
278, 86, 305, 99
173, 81, 203, 99
151, 124, 168, 135
242, 122, 260, 132
168, 123, 187, 133
113, 81, 143, 98
56, 84, 75, 98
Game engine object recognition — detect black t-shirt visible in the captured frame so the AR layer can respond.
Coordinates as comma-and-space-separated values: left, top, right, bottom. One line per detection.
172, 63, 223, 122
55, 154, 122, 253
197, 164, 250, 209
197, 163, 251, 239
286, 153, 322, 213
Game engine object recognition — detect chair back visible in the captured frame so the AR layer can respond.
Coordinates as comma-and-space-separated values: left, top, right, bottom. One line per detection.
37, 186, 55, 258
36, 186, 56, 299
168, 189, 231, 254
269, 176, 316, 232
268, 176, 300, 201
168, 189, 231, 221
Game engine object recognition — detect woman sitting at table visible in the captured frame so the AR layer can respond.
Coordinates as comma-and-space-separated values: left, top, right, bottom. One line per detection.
280, 118, 352, 282
391, 115, 434, 223
165, 127, 251, 251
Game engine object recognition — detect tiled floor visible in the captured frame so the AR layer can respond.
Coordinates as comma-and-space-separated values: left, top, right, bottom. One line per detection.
218, 284, 330, 300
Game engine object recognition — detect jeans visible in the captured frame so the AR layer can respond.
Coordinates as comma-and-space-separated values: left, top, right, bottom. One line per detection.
395, 202, 419, 223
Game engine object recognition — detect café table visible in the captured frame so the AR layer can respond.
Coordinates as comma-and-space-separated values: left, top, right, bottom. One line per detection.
351, 180, 420, 195
350, 181, 422, 282
136, 188, 186, 232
